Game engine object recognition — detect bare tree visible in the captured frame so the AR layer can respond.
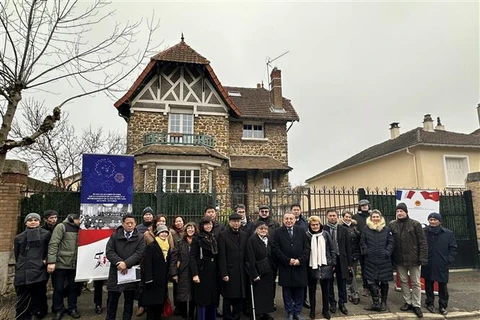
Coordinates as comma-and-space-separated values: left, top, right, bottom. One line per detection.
0, 0, 159, 176
11, 99, 126, 189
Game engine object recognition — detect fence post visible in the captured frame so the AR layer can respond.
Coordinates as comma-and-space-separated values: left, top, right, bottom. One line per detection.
358, 188, 367, 201
156, 169, 164, 214
463, 190, 480, 268
307, 187, 312, 217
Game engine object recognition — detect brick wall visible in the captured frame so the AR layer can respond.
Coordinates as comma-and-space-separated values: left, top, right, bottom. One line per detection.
0, 160, 28, 296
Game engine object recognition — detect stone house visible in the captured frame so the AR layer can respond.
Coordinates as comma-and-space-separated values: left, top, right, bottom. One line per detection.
114, 37, 299, 211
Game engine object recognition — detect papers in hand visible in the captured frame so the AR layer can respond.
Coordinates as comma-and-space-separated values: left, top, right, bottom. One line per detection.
117, 265, 141, 284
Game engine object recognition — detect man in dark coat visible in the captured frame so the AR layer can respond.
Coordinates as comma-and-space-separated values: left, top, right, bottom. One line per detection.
323, 210, 351, 315
14, 213, 51, 320
421, 212, 457, 316
136, 206, 154, 234
218, 212, 249, 320
235, 204, 254, 236
105, 214, 145, 320
42, 209, 58, 234
352, 199, 371, 296
389, 203, 428, 318
291, 203, 309, 309
272, 212, 310, 320
256, 205, 280, 237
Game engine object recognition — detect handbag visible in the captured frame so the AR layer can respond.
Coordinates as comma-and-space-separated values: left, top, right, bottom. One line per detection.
163, 297, 173, 317
255, 257, 271, 275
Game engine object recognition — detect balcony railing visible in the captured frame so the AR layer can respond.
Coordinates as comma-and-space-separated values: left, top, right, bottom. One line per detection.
143, 132, 215, 148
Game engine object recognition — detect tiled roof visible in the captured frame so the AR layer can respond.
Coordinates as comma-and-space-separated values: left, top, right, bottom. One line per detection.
306, 128, 480, 182
223, 86, 299, 121
131, 145, 228, 160
230, 155, 292, 171
471, 128, 480, 135
151, 40, 210, 64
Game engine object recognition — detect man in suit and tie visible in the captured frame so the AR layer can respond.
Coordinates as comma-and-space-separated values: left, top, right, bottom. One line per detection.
273, 212, 311, 320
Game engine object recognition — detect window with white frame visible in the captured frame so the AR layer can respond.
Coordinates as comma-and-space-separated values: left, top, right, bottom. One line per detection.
243, 123, 264, 139
444, 156, 469, 188
169, 113, 194, 143
158, 168, 200, 192
262, 172, 274, 191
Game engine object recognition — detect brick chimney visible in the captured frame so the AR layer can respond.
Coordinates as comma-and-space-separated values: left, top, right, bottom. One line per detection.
423, 114, 434, 132
389, 122, 400, 139
435, 117, 445, 131
269, 67, 284, 111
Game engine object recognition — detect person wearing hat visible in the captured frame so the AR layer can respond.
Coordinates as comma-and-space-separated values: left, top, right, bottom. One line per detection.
42, 210, 58, 234
217, 212, 249, 320
47, 213, 82, 320
256, 205, 280, 238
190, 216, 219, 320
14, 213, 51, 320
421, 212, 457, 316
352, 199, 372, 297
246, 220, 276, 320
389, 203, 428, 318
360, 209, 394, 312
142, 224, 172, 319
136, 206, 155, 234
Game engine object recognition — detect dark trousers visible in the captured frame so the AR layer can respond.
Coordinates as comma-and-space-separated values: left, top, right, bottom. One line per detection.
93, 280, 104, 306
178, 301, 195, 319
359, 255, 367, 288
425, 280, 449, 308
329, 256, 348, 306
223, 297, 243, 320
282, 287, 304, 316
15, 281, 48, 319
308, 278, 330, 313
106, 290, 135, 320
52, 269, 79, 313
196, 305, 216, 320
146, 303, 164, 320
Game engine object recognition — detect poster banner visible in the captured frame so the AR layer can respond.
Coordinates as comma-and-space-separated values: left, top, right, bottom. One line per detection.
76, 154, 134, 282
395, 189, 440, 224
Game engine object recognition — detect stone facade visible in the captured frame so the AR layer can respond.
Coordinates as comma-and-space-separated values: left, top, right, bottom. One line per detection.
466, 172, 480, 249
127, 111, 169, 154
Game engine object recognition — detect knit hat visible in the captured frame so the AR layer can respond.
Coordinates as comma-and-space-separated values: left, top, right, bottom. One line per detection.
142, 206, 154, 217
427, 212, 442, 222
395, 202, 408, 214
229, 212, 242, 220
254, 220, 267, 229
25, 213, 41, 223
155, 224, 169, 235
43, 209, 58, 218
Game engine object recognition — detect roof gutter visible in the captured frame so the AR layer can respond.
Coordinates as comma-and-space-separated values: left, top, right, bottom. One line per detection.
406, 147, 419, 187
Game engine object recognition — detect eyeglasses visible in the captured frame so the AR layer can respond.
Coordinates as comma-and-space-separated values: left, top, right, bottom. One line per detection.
260, 210, 269, 212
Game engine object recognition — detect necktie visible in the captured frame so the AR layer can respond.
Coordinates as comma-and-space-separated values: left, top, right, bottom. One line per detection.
126, 232, 131, 239
288, 228, 293, 238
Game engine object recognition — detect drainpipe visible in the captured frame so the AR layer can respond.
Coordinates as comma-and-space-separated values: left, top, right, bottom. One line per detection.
406, 148, 419, 187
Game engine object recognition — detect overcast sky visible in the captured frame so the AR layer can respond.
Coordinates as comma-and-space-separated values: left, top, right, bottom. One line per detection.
18, 1, 480, 185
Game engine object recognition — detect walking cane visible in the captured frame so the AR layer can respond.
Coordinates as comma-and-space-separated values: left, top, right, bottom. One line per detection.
250, 279, 256, 320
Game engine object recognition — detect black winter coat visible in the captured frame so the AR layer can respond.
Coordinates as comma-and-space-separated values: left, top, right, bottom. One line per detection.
272, 225, 310, 287
389, 217, 428, 266
306, 230, 335, 280
14, 227, 51, 286
342, 221, 361, 260
352, 211, 369, 235
170, 237, 193, 302
246, 234, 275, 315
421, 226, 457, 283
217, 228, 248, 299
106, 226, 146, 292
360, 218, 394, 282
323, 224, 351, 279
189, 232, 218, 306
142, 240, 170, 306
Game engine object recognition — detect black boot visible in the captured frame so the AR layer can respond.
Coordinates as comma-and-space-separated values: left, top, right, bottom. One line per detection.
364, 284, 381, 311
380, 282, 389, 312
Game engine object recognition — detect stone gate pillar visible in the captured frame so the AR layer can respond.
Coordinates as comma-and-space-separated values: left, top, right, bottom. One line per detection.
0, 160, 28, 295
466, 172, 480, 249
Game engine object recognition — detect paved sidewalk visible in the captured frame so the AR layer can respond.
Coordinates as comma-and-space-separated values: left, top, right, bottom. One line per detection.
2, 270, 479, 319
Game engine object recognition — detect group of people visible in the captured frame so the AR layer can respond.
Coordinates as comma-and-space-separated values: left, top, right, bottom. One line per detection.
14, 200, 457, 320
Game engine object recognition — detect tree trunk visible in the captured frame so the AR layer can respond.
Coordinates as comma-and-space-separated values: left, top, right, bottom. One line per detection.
0, 88, 22, 177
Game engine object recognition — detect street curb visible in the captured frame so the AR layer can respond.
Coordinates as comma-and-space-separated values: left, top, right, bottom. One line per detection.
313, 310, 480, 319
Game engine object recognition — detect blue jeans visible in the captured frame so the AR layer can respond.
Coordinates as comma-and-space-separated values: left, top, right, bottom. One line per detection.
51, 269, 78, 313
282, 286, 304, 316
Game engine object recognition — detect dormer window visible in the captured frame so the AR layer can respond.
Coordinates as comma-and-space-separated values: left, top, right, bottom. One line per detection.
228, 91, 241, 97
243, 123, 264, 139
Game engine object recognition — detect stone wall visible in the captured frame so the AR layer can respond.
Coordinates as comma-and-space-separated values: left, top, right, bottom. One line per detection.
126, 111, 169, 154
0, 160, 29, 296
466, 172, 480, 249
228, 122, 288, 165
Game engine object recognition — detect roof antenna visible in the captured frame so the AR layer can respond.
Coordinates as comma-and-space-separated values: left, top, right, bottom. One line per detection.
266, 51, 289, 90
181, 32, 184, 42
